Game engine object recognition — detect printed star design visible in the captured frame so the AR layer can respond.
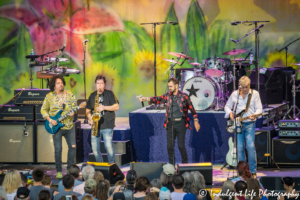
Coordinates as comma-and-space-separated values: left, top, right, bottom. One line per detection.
187, 84, 199, 97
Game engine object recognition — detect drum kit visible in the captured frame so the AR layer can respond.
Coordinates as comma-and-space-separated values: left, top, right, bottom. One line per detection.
163, 49, 252, 111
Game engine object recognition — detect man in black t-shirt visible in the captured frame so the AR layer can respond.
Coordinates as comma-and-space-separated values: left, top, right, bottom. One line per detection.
86, 75, 119, 163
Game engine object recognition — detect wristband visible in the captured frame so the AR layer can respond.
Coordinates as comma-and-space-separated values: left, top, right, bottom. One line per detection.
49, 119, 52, 123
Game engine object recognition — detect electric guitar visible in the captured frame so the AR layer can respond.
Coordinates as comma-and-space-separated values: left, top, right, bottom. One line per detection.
45, 102, 86, 134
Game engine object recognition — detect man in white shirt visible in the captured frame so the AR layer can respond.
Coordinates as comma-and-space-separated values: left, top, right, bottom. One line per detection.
224, 76, 262, 177
171, 175, 186, 200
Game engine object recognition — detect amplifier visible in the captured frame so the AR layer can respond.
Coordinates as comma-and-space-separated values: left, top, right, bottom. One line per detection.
279, 120, 300, 128
14, 89, 50, 105
279, 130, 300, 137
0, 105, 34, 121
272, 137, 300, 165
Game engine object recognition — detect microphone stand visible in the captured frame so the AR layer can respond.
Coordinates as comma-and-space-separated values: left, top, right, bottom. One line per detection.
83, 41, 88, 124
278, 37, 300, 115
140, 21, 178, 96
231, 21, 270, 92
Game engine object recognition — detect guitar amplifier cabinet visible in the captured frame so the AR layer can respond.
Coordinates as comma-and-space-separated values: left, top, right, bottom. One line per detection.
272, 137, 300, 165
0, 122, 35, 163
0, 105, 34, 121
36, 121, 82, 163
14, 88, 50, 105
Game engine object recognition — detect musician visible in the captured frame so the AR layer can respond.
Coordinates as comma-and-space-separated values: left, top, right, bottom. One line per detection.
224, 76, 262, 177
139, 78, 200, 165
86, 75, 119, 164
41, 75, 77, 179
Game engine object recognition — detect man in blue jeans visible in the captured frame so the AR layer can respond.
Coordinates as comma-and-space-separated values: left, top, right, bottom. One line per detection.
224, 76, 262, 178
86, 75, 119, 163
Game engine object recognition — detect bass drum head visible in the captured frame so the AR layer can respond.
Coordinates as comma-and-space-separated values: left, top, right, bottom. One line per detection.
182, 76, 217, 111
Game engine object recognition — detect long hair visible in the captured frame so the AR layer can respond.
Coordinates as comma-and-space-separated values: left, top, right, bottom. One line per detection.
237, 161, 252, 180
95, 180, 108, 200
150, 178, 162, 189
49, 75, 66, 92
160, 172, 173, 185
191, 171, 206, 200
182, 172, 197, 194
134, 177, 150, 192
144, 192, 158, 200
2, 170, 21, 193
246, 178, 261, 200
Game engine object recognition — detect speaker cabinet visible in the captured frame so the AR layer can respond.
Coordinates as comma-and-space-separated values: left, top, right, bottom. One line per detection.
255, 127, 277, 165
130, 162, 164, 182
0, 122, 35, 163
177, 163, 212, 185
272, 137, 300, 165
36, 121, 82, 163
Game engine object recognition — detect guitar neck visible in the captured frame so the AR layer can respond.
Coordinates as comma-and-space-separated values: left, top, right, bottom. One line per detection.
240, 113, 262, 122
58, 106, 79, 121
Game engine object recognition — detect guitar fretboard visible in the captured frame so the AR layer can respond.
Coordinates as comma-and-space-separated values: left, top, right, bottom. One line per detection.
239, 113, 262, 122
58, 106, 80, 121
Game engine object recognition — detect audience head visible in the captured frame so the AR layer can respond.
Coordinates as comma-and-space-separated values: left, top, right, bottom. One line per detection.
159, 187, 171, 200
281, 177, 295, 189
68, 165, 81, 179
82, 165, 95, 181
2, 170, 22, 193
93, 171, 104, 184
237, 161, 252, 181
41, 174, 52, 187
37, 189, 51, 200
84, 179, 97, 195
115, 180, 126, 187
172, 174, 184, 190
113, 192, 125, 200
235, 181, 247, 195
222, 180, 235, 190
134, 176, 150, 193
16, 187, 30, 200
32, 167, 45, 182
182, 172, 197, 194
191, 171, 206, 190
82, 195, 94, 200
20, 174, 28, 188
246, 178, 261, 200
62, 174, 75, 189
150, 178, 162, 189
108, 186, 116, 198
183, 193, 197, 200
0, 187, 6, 200
220, 185, 235, 200
123, 190, 134, 200
95, 180, 109, 200
144, 192, 158, 200
0, 175, 5, 186
160, 164, 175, 185
126, 170, 137, 185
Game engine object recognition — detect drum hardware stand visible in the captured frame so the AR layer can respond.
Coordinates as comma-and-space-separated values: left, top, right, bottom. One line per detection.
283, 73, 300, 120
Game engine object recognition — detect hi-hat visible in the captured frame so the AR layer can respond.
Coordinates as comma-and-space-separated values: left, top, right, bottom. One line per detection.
168, 52, 194, 60
189, 62, 201, 66
163, 58, 180, 64
222, 49, 247, 56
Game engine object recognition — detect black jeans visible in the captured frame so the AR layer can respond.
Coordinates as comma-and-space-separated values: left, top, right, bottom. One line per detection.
167, 118, 188, 164
53, 128, 75, 172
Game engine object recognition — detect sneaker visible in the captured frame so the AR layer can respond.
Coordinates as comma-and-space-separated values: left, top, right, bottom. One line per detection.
56, 172, 63, 179
252, 173, 257, 179
66, 169, 68, 174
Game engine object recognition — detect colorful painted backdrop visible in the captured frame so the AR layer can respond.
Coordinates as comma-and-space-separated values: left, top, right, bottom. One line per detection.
0, 0, 299, 116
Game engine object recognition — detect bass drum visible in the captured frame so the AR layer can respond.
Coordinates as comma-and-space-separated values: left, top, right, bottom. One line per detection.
182, 76, 219, 111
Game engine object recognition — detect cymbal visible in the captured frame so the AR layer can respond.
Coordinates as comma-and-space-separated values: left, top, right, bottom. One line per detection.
230, 58, 250, 61
163, 58, 180, 64
168, 52, 194, 60
189, 62, 202, 66
289, 63, 300, 66
222, 49, 247, 56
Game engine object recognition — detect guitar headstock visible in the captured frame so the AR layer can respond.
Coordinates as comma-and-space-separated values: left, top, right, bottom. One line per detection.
262, 112, 269, 116
79, 102, 87, 109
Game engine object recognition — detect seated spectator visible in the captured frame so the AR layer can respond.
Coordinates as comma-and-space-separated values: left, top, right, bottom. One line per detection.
246, 178, 267, 200
74, 165, 95, 195
191, 171, 211, 200
159, 187, 171, 200
2, 170, 22, 200
59, 165, 83, 193
53, 174, 82, 200
42, 174, 58, 197
126, 170, 137, 191
95, 180, 109, 200
0, 186, 7, 200
16, 187, 30, 200
134, 177, 150, 200
214, 181, 235, 200
20, 174, 29, 189
184, 193, 197, 200
29, 168, 52, 200
150, 178, 162, 197
78, 179, 98, 200
171, 174, 186, 200
144, 192, 157, 200
235, 181, 248, 200
93, 171, 104, 185
182, 172, 197, 195
38, 189, 51, 200
160, 164, 176, 192
279, 177, 299, 200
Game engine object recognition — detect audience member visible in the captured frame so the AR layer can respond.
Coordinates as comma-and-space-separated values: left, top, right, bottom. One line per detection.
235, 181, 248, 200
20, 174, 28, 189
279, 177, 299, 200
182, 172, 197, 195
144, 192, 157, 200
95, 180, 109, 200
93, 171, 104, 185
53, 174, 82, 200
74, 165, 95, 195
123, 190, 134, 200
59, 165, 83, 193
29, 168, 52, 200
126, 170, 137, 191
38, 189, 51, 200
160, 164, 176, 192
16, 187, 30, 200
78, 179, 98, 200
183, 193, 197, 200
171, 174, 186, 200
0, 187, 7, 200
134, 177, 150, 200
246, 178, 267, 200
191, 171, 211, 200
159, 187, 171, 200
2, 170, 22, 200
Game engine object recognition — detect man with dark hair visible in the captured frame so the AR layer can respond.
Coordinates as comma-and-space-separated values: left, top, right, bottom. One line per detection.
58, 164, 83, 192
38, 190, 51, 200
126, 170, 137, 191
86, 75, 119, 163
235, 181, 248, 200
16, 187, 30, 200
54, 175, 82, 200
171, 174, 186, 200
140, 78, 200, 164
29, 168, 52, 200
20, 173, 28, 188
41, 75, 77, 178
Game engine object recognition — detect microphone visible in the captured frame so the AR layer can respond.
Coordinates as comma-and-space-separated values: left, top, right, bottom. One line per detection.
139, 95, 144, 107
231, 21, 242, 25
230, 38, 239, 44
83, 39, 88, 44
172, 22, 178, 25
257, 24, 264, 29
60, 44, 66, 52
244, 49, 252, 60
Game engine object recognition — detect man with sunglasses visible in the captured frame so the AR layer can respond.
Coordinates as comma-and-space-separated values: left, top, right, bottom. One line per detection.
139, 78, 200, 165
224, 76, 263, 178
41, 75, 77, 179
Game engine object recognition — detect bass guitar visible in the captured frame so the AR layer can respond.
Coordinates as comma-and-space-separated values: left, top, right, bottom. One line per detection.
45, 102, 86, 134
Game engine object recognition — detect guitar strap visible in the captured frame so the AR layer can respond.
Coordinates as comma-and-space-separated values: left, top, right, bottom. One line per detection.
245, 89, 253, 112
